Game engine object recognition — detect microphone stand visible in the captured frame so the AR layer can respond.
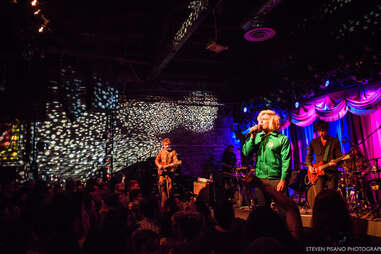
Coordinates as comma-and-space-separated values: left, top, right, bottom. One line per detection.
358, 124, 381, 147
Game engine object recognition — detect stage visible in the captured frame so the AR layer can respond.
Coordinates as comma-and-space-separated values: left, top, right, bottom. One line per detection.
234, 207, 381, 238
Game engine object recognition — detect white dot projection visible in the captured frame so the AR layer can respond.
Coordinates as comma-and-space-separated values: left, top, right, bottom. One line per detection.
35, 90, 220, 180
173, 0, 207, 44
92, 76, 119, 111
36, 101, 108, 180
59, 67, 87, 119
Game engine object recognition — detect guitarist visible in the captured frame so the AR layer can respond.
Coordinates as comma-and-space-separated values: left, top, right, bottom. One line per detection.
155, 138, 180, 208
306, 120, 342, 208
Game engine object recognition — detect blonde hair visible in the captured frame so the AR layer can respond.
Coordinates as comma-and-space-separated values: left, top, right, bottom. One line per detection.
257, 110, 281, 132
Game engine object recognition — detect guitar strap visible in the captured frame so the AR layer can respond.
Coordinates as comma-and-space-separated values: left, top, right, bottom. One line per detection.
165, 151, 170, 165
323, 140, 331, 163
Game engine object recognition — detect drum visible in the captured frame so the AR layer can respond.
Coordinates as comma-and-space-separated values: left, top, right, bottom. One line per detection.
306, 184, 319, 209
369, 179, 381, 191
305, 181, 351, 209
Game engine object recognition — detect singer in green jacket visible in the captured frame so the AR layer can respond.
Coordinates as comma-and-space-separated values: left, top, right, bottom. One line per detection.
242, 109, 291, 209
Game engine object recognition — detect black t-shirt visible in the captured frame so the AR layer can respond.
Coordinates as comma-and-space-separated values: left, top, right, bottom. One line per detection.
222, 151, 236, 172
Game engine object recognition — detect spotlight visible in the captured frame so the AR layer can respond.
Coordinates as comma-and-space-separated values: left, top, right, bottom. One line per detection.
244, 27, 276, 42
325, 80, 330, 87
242, 17, 276, 42
295, 101, 300, 109
31, 0, 38, 6
34, 9, 41, 15
38, 25, 45, 33
41, 14, 49, 25
243, 107, 248, 113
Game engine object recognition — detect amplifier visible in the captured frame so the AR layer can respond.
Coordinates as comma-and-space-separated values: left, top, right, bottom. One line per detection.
193, 181, 209, 195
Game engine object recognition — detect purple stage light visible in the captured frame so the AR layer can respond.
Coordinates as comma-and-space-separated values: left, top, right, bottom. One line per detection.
244, 27, 276, 42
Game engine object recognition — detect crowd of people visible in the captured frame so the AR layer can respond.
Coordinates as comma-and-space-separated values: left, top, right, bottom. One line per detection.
0, 170, 373, 254
0, 109, 378, 253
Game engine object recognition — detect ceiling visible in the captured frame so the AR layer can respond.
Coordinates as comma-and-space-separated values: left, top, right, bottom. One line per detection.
3, 0, 381, 103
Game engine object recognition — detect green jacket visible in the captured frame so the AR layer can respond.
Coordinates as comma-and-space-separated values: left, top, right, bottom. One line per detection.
242, 131, 291, 180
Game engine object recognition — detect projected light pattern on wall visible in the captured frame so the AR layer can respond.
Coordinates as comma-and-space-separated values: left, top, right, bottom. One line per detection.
35, 90, 219, 180
36, 101, 108, 180
92, 75, 119, 111
59, 67, 87, 120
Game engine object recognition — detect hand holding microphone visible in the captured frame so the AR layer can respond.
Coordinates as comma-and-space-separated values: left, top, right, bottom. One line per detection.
249, 123, 262, 138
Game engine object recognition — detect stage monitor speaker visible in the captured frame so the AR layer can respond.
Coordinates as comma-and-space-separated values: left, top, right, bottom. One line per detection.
193, 181, 209, 195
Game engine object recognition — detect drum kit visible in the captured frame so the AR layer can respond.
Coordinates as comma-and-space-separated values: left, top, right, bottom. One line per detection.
216, 167, 254, 207
219, 158, 381, 218
292, 161, 381, 219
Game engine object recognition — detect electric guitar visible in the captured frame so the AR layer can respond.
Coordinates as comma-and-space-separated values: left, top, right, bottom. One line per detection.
307, 153, 351, 185
158, 160, 182, 176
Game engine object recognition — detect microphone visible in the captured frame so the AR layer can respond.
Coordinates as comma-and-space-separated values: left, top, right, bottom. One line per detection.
249, 124, 262, 135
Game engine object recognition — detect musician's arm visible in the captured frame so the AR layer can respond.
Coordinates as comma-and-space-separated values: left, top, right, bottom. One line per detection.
306, 141, 314, 168
246, 174, 303, 240
242, 135, 261, 157
169, 150, 179, 167
306, 142, 315, 173
280, 136, 291, 181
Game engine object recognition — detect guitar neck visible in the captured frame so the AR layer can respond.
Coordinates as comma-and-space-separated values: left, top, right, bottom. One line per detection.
319, 163, 333, 171
162, 160, 182, 169
319, 154, 349, 171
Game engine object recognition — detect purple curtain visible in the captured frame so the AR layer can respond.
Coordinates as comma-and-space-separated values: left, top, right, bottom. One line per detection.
290, 84, 381, 127
347, 86, 381, 115
285, 83, 381, 170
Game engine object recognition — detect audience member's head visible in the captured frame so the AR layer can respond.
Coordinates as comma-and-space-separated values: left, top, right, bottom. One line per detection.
164, 197, 179, 214
312, 189, 352, 240
132, 230, 160, 254
102, 193, 120, 209
245, 206, 293, 247
245, 237, 286, 254
171, 211, 202, 240
214, 201, 235, 230
139, 196, 159, 220
128, 179, 140, 192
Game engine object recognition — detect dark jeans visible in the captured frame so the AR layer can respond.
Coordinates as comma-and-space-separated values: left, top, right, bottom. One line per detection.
255, 179, 289, 217
307, 172, 338, 209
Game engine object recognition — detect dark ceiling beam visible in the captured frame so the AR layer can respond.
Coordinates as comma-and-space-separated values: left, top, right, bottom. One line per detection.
149, 0, 222, 80
241, 0, 283, 30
